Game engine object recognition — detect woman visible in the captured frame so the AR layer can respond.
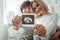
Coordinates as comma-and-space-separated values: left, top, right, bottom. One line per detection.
20, 0, 46, 35
21, 1, 59, 40
12, 0, 59, 40
31, 1, 59, 40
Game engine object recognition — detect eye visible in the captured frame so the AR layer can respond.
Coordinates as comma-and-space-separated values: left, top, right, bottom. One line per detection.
33, 7, 36, 11
34, 8, 36, 10
36, 4, 39, 7
40, 14, 43, 16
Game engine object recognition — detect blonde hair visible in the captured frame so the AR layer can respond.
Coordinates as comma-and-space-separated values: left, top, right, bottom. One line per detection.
31, 1, 49, 12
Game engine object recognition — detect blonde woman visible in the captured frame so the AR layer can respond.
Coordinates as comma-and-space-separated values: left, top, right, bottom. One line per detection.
12, 0, 59, 40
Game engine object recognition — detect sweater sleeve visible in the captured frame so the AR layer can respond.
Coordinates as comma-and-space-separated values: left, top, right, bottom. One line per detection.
45, 14, 59, 36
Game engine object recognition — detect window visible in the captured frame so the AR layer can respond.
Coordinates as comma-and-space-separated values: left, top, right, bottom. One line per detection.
3, 0, 19, 24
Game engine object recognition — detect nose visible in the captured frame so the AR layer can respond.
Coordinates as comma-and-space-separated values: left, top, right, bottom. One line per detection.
37, 13, 43, 16
26, 11, 30, 13
35, 6, 40, 13
26, 8, 30, 13
23, 10, 30, 13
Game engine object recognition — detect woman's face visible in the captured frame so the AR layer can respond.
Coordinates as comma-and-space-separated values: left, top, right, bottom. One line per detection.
22, 7, 33, 13
32, 2, 48, 16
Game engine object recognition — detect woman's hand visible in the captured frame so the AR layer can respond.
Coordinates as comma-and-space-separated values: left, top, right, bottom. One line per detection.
49, 31, 60, 40
32, 24, 46, 36
49, 36, 58, 40
12, 15, 22, 25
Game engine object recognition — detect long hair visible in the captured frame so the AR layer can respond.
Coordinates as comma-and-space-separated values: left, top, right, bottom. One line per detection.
31, 1, 49, 12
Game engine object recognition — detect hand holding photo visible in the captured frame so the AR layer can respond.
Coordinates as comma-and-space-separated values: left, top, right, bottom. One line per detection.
22, 14, 35, 27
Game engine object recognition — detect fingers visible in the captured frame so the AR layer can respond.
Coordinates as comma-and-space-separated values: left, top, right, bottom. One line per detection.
12, 15, 22, 24
49, 36, 58, 40
13, 15, 22, 21
38, 26, 46, 36
35, 24, 42, 26
35, 24, 42, 28
12, 15, 22, 27
39, 26, 46, 35
32, 24, 42, 30
49, 32, 59, 40
32, 24, 46, 36
54, 31, 60, 38
34, 29, 40, 35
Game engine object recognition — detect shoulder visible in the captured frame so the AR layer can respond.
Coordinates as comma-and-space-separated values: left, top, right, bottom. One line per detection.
49, 13, 59, 22
46, 13, 59, 17
44, 13, 59, 21
51, 13, 59, 18
48, 13, 59, 20
52, 13, 58, 16
8, 26, 17, 33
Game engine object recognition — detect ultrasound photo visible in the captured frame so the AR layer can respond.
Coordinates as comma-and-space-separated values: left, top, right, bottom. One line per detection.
21, 14, 35, 40
22, 14, 35, 25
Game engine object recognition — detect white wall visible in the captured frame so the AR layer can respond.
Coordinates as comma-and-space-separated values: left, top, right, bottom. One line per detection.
4, 0, 20, 24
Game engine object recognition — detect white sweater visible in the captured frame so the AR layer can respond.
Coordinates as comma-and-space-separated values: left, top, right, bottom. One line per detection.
35, 13, 59, 40
21, 13, 59, 40
8, 13, 58, 40
8, 26, 25, 40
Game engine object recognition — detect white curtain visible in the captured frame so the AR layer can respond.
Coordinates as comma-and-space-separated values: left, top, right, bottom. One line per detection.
0, 0, 8, 40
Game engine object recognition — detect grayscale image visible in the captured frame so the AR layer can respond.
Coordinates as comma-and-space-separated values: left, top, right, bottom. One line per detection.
24, 17, 32, 23
22, 15, 35, 24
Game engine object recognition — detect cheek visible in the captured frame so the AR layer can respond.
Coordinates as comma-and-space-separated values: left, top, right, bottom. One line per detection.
26, 9, 30, 12
30, 8, 33, 13
38, 11, 44, 15
38, 8, 46, 14
40, 10, 47, 14
22, 9, 26, 13
40, 7, 47, 14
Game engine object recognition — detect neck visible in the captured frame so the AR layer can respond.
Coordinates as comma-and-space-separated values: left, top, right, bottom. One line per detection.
12, 25, 19, 30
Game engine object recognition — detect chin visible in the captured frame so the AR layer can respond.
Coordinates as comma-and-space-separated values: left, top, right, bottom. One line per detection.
13, 27, 19, 30
15, 28, 19, 30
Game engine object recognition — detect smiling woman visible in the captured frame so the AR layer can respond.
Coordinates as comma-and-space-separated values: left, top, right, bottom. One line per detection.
2, 0, 60, 40
20, 0, 59, 40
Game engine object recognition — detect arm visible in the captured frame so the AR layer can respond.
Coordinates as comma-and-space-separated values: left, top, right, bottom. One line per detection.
32, 24, 46, 36
45, 14, 59, 36
49, 31, 60, 40
32, 14, 59, 36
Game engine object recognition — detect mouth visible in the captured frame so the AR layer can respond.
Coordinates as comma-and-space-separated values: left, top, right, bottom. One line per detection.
37, 11, 43, 16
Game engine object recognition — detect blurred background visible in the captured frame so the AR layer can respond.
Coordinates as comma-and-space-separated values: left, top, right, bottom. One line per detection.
0, 0, 60, 40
